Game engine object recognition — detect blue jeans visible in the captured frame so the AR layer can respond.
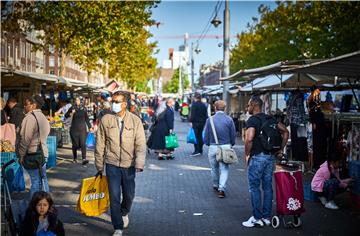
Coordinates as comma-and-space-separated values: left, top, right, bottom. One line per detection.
26, 164, 49, 198
208, 145, 229, 192
247, 153, 274, 220
106, 164, 136, 230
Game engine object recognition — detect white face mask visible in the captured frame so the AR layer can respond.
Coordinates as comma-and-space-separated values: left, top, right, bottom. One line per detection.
112, 103, 122, 113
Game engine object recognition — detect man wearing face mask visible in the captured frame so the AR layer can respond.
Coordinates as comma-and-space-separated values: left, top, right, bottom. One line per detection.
95, 91, 146, 236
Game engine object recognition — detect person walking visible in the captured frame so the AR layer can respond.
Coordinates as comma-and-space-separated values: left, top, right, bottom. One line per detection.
189, 93, 208, 157
203, 100, 236, 198
242, 96, 289, 227
147, 98, 175, 160
65, 97, 92, 165
7, 97, 25, 130
95, 91, 146, 236
18, 95, 51, 197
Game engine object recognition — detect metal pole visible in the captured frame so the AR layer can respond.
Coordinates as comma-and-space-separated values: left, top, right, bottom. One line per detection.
223, 0, 230, 113
179, 53, 182, 96
191, 42, 195, 93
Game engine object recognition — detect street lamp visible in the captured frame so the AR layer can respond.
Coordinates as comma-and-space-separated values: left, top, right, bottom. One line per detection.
211, 0, 230, 113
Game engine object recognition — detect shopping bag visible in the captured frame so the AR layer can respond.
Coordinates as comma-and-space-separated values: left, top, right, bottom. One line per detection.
0, 123, 16, 146
165, 133, 179, 149
11, 166, 25, 192
186, 128, 197, 144
37, 229, 56, 236
86, 132, 95, 149
76, 176, 110, 216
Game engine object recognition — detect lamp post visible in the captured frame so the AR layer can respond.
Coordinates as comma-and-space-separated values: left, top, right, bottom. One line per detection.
212, 0, 230, 113
190, 42, 201, 93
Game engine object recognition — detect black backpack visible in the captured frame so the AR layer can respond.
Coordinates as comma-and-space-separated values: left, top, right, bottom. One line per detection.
255, 114, 282, 153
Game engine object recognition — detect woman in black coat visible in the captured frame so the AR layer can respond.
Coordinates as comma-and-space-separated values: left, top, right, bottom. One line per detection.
148, 98, 175, 159
65, 97, 92, 165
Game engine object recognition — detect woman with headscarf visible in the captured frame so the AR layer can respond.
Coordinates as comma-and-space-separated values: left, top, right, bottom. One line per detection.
147, 98, 175, 160
65, 97, 92, 165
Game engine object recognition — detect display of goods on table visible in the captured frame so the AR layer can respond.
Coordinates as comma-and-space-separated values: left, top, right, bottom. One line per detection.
48, 115, 64, 128
0, 140, 15, 152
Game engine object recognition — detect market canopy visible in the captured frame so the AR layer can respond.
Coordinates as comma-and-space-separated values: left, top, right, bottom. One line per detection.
221, 50, 360, 81
238, 74, 338, 92
283, 51, 360, 78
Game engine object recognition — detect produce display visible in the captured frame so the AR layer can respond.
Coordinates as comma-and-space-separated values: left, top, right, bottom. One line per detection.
0, 140, 15, 152
48, 115, 64, 128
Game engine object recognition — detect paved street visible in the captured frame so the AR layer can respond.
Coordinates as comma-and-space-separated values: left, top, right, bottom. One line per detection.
45, 114, 359, 236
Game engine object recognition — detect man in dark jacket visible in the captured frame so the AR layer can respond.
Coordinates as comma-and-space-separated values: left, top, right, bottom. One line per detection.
7, 97, 25, 130
189, 93, 208, 156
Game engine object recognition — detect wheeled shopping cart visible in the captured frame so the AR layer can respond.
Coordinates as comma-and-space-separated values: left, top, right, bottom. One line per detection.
272, 161, 305, 228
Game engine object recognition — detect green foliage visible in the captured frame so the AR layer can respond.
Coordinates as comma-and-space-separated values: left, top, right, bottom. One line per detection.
230, 1, 360, 73
163, 68, 190, 93
1, 1, 159, 89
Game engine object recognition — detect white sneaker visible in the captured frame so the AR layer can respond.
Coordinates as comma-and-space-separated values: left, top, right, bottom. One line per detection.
262, 218, 271, 226
122, 214, 129, 228
325, 201, 339, 210
319, 196, 327, 206
113, 229, 123, 236
242, 216, 264, 227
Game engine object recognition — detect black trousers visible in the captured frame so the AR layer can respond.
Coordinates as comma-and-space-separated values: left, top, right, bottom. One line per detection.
290, 124, 308, 162
193, 123, 205, 154
70, 132, 87, 160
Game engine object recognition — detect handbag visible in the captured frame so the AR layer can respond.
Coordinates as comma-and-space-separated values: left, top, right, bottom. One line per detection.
209, 115, 238, 164
23, 113, 46, 170
0, 115, 16, 146
165, 133, 179, 149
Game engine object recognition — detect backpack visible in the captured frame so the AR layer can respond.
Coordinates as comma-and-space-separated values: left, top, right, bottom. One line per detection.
255, 114, 282, 153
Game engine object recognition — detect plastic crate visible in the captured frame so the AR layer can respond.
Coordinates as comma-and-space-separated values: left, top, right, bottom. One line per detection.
0, 152, 20, 191
349, 161, 360, 195
46, 136, 57, 168
303, 182, 318, 201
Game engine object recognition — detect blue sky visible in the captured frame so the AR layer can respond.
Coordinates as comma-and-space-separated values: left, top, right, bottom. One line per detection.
149, 0, 277, 78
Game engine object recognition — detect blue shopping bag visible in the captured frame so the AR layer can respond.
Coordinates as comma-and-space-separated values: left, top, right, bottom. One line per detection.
86, 132, 95, 149
11, 167, 25, 192
186, 128, 197, 144
37, 229, 56, 236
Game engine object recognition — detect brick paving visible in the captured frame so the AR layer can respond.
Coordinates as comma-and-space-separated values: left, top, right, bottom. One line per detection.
44, 114, 359, 236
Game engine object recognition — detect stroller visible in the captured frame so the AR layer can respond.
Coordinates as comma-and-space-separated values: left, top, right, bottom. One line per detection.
1, 159, 45, 235
271, 160, 305, 228
1, 159, 28, 236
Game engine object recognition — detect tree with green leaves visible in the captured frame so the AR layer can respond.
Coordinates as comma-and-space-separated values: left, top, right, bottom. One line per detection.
163, 68, 190, 93
230, 1, 360, 73
1, 1, 159, 91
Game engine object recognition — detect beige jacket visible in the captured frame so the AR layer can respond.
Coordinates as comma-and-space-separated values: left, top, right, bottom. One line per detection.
95, 111, 146, 172
18, 109, 50, 158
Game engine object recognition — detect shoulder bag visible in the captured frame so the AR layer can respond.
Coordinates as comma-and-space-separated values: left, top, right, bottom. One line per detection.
23, 112, 46, 170
209, 115, 238, 164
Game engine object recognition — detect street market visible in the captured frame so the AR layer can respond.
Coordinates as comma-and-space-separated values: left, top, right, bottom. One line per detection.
1, 1, 360, 236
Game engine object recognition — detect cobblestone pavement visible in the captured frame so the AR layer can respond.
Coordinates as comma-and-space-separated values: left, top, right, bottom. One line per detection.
45, 114, 359, 236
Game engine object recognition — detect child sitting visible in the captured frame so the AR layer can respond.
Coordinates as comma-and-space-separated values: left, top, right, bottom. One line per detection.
20, 191, 65, 236
311, 155, 353, 210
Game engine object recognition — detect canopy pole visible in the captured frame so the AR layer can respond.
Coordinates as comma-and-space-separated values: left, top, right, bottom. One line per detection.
347, 78, 360, 109
297, 73, 300, 89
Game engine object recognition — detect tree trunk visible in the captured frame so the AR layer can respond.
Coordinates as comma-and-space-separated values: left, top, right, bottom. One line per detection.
59, 50, 66, 77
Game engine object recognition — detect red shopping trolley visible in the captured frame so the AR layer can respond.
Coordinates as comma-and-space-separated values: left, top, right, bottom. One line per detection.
272, 161, 305, 228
